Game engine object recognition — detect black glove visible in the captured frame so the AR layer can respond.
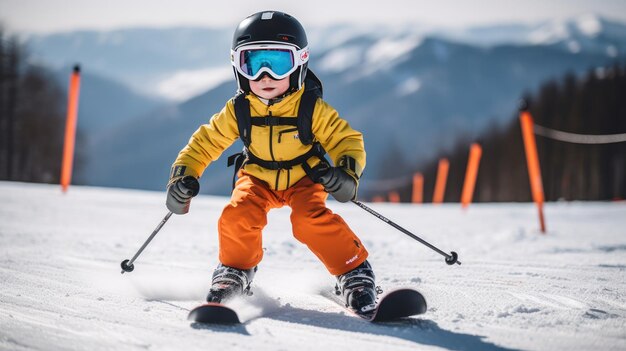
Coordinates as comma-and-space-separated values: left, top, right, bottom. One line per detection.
318, 166, 358, 203
166, 176, 200, 214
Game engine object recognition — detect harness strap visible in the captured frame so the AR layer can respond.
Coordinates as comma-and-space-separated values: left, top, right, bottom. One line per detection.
233, 94, 252, 147
227, 152, 247, 189
245, 142, 325, 170
227, 143, 328, 188
229, 70, 325, 189
250, 116, 298, 127
296, 86, 318, 145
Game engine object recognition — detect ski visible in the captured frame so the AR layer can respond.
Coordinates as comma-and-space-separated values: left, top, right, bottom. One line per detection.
187, 302, 241, 324
323, 288, 427, 322
188, 288, 426, 324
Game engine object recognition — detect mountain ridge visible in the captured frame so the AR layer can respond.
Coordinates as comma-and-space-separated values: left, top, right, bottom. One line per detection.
23, 15, 626, 195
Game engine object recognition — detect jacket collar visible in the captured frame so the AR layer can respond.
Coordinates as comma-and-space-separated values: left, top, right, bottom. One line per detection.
247, 84, 306, 116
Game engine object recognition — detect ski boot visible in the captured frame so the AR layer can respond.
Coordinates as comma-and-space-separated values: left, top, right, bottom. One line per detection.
335, 260, 381, 314
206, 264, 257, 303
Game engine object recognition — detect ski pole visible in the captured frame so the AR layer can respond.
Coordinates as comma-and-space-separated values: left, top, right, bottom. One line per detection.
351, 200, 461, 265
120, 212, 173, 274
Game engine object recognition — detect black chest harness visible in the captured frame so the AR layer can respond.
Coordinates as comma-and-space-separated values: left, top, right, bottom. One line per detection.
226, 71, 328, 189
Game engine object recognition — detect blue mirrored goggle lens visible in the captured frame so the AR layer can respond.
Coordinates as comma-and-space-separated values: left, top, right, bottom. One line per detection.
241, 49, 294, 77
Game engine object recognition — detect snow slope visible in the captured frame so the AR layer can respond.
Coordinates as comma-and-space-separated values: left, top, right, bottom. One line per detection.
0, 181, 625, 351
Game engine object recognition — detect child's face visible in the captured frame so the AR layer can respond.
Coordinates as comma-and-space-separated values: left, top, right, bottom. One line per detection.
249, 75, 290, 100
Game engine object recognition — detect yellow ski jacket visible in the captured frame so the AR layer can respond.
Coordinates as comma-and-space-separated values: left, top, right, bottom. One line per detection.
170, 85, 365, 191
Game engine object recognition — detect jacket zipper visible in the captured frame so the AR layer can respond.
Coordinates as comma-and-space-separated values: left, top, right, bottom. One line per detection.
278, 127, 298, 143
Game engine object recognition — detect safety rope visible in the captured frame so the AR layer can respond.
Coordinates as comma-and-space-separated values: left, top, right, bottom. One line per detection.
363, 123, 625, 193
534, 124, 626, 144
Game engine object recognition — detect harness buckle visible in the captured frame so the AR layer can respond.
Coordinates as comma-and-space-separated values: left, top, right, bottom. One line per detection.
264, 116, 279, 126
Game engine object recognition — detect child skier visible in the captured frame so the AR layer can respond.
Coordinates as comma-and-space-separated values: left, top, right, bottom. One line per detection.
165, 11, 377, 313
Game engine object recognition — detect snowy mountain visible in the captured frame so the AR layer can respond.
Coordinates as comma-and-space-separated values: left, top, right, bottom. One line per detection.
23, 15, 626, 193
51, 67, 163, 134
25, 15, 626, 99
86, 29, 626, 194
1, 181, 625, 350
84, 80, 239, 190
439, 14, 626, 53
26, 27, 233, 98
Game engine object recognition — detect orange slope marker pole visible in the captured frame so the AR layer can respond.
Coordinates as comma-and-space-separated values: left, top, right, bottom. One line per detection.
461, 143, 483, 209
432, 158, 449, 204
371, 196, 385, 203
388, 191, 401, 203
60, 65, 81, 193
412, 173, 423, 204
520, 111, 546, 233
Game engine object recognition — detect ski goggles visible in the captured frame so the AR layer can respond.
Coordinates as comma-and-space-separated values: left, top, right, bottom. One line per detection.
231, 43, 309, 81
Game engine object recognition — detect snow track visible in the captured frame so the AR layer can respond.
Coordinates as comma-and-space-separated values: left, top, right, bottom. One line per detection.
1, 181, 625, 350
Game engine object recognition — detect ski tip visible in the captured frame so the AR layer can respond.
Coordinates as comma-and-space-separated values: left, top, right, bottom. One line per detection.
187, 303, 241, 324
370, 288, 427, 322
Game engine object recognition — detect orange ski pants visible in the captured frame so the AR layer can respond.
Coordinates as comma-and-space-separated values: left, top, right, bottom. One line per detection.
217, 174, 368, 276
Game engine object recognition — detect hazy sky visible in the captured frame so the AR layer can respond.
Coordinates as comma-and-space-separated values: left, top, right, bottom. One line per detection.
2, 0, 626, 34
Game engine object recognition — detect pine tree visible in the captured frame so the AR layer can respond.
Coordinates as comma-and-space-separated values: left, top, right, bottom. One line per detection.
390, 63, 626, 202
0, 26, 82, 184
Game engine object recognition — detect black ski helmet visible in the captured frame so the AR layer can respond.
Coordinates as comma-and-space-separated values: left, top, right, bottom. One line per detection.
231, 11, 309, 94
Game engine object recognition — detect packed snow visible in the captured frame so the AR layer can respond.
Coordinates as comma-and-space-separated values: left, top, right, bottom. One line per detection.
1, 181, 625, 351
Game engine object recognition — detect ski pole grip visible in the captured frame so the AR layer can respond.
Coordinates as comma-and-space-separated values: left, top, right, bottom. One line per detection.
180, 176, 200, 197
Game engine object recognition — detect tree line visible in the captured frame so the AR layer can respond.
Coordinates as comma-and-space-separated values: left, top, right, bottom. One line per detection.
382, 62, 626, 202
0, 28, 83, 184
